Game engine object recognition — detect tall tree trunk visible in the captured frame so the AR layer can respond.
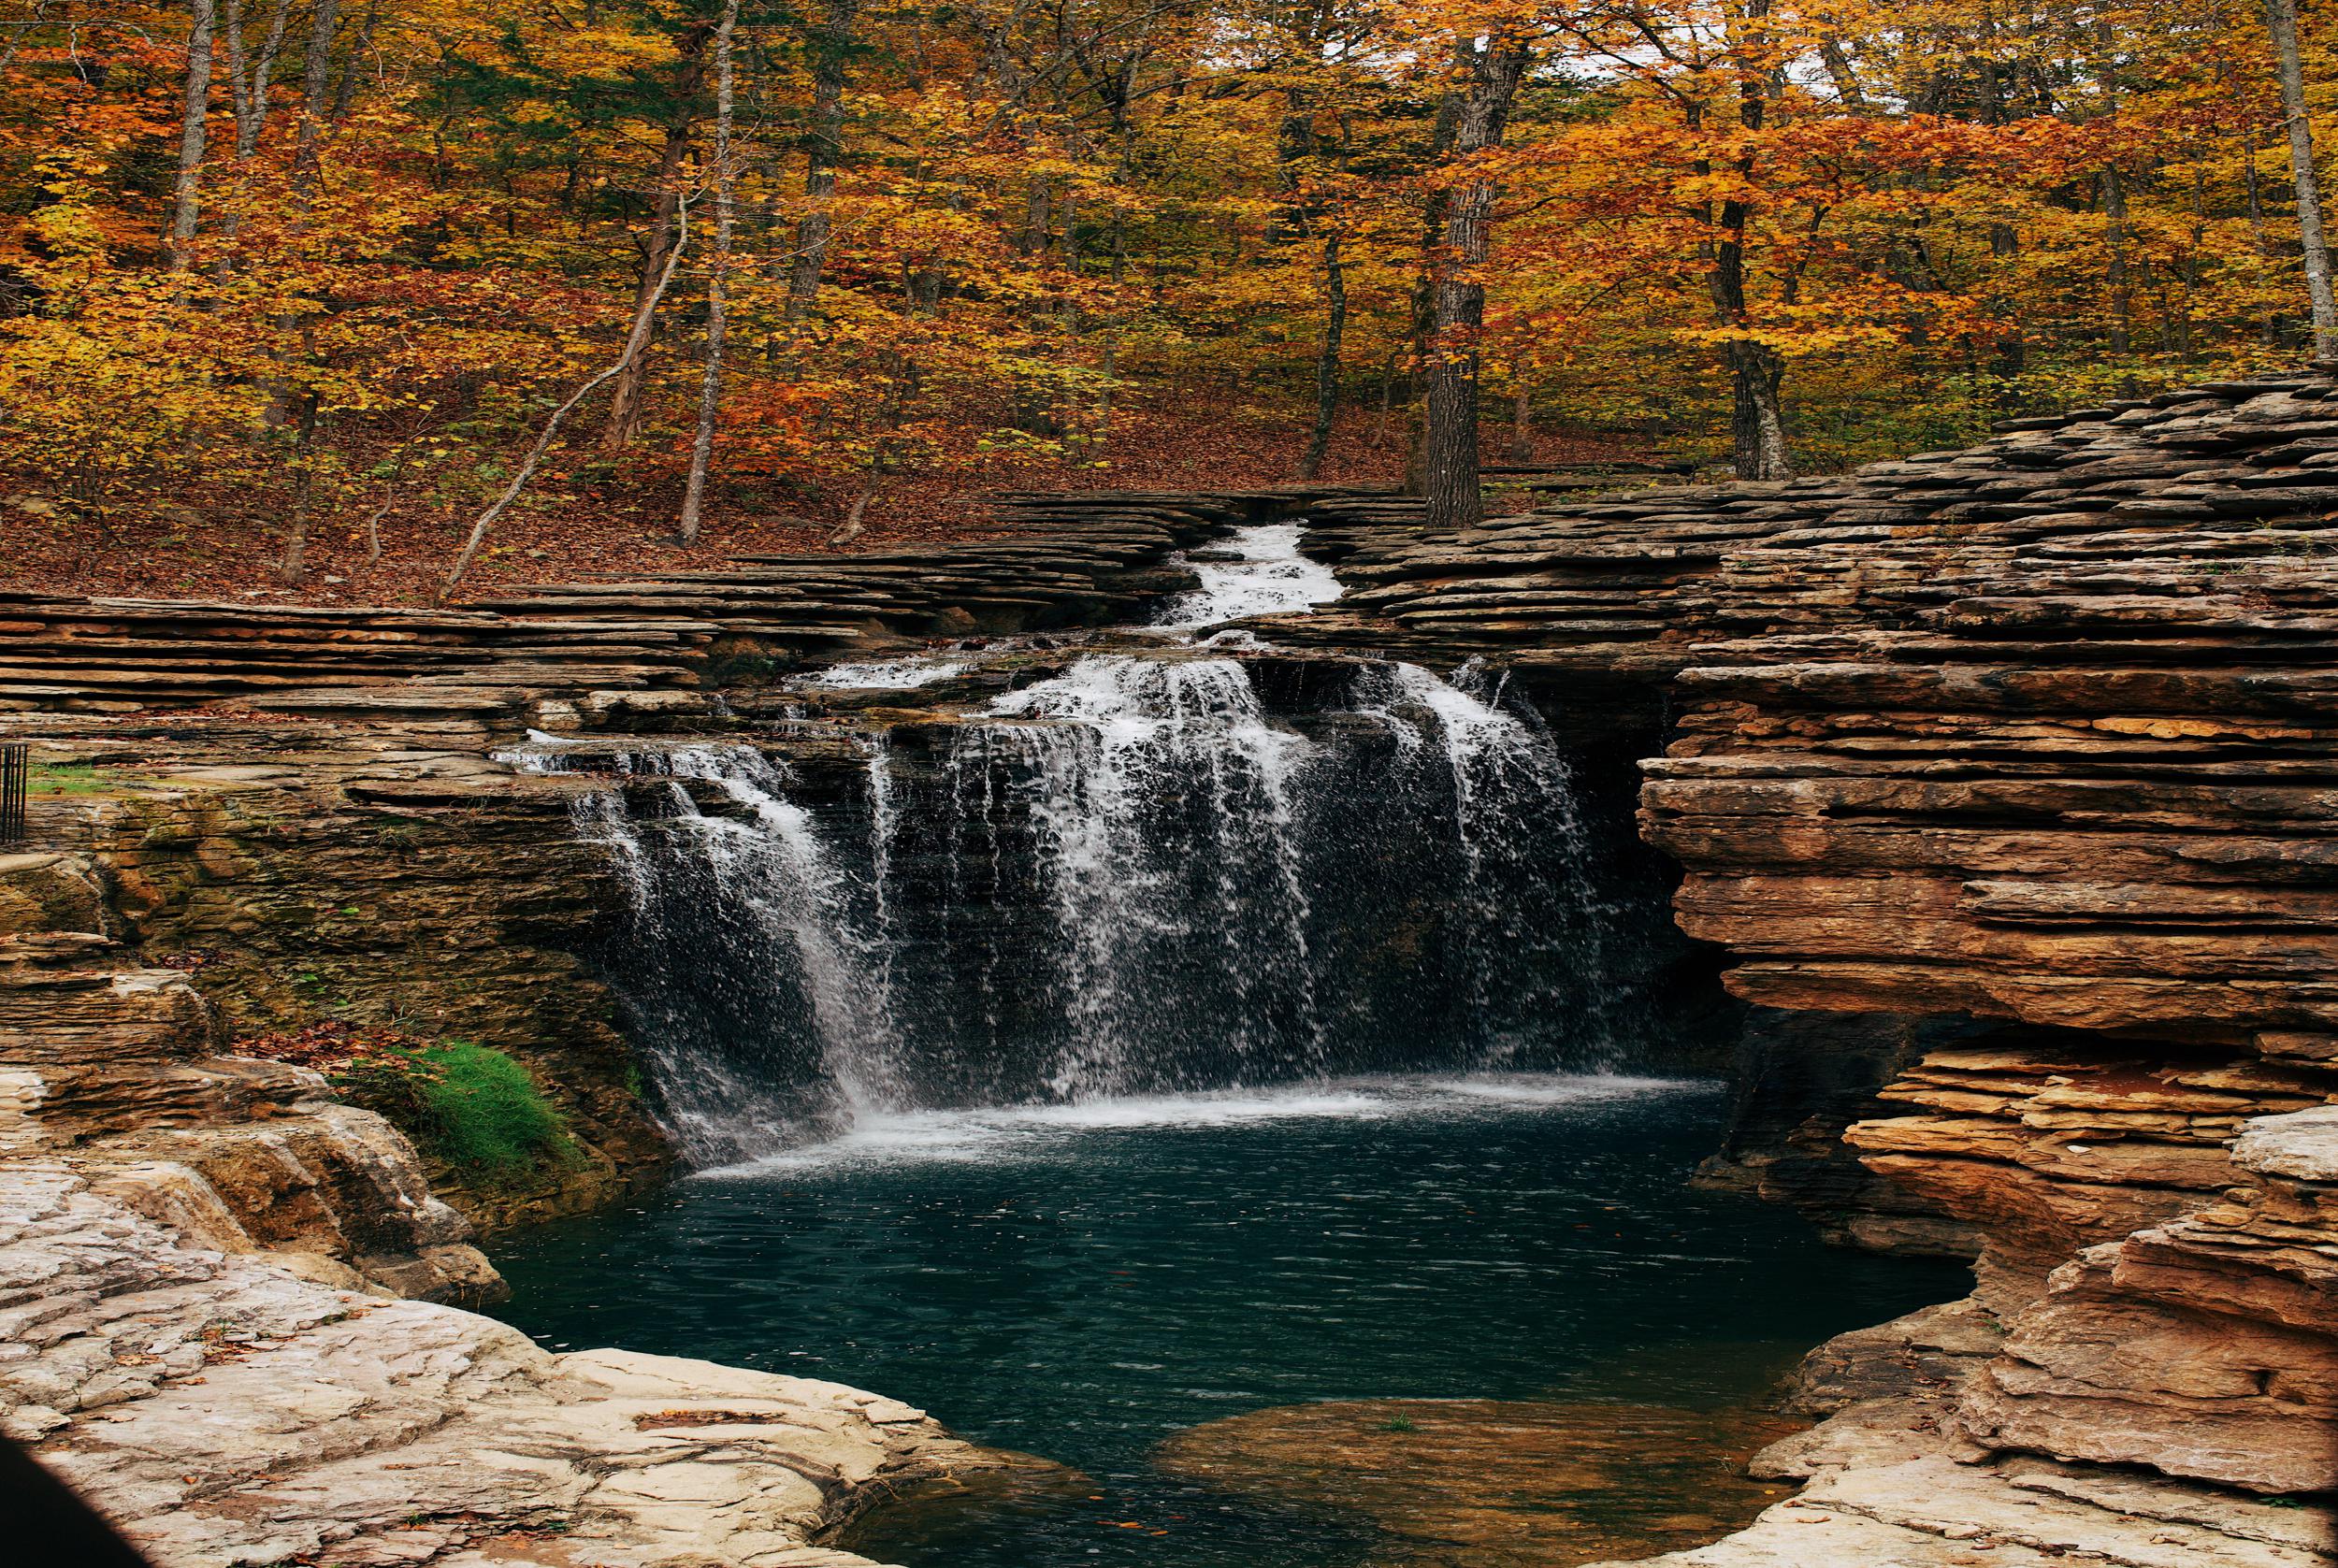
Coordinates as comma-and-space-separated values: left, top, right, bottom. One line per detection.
599, 133, 689, 449
167, 0, 216, 273
263, 0, 336, 425
2102, 167, 2134, 353
2264, 0, 2338, 360
1817, 37, 1867, 110
225, 0, 288, 162
1987, 221, 2026, 384
1422, 36, 1528, 531
1725, 341, 1790, 477
1505, 382, 1533, 463
1710, 7, 1792, 481
1712, 238, 1790, 480
289, 0, 339, 199
216, 0, 288, 263
600, 21, 714, 449
679, 0, 740, 546
1403, 93, 1465, 496
328, 0, 376, 120
786, 0, 860, 321
1298, 229, 1345, 480
277, 391, 321, 583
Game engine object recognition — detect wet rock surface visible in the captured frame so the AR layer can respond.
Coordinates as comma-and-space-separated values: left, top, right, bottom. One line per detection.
1152, 1397, 1804, 1567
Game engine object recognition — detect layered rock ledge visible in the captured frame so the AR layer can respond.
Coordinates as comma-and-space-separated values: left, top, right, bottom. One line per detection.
4, 1162, 1003, 1567
7, 372, 2338, 1563
1265, 369, 2338, 1562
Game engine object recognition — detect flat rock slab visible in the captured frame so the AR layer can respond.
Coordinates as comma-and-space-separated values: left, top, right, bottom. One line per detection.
3, 1162, 1009, 1567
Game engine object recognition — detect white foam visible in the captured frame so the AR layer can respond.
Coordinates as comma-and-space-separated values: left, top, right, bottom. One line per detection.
692, 1072, 1710, 1177
805, 656, 974, 689
1429, 1073, 1693, 1104
1152, 522, 1343, 630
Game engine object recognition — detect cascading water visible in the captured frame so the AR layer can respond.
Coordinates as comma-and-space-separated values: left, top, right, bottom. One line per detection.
564, 747, 905, 1163
494, 522, 1971, 1568
1354, 660, 1622, 1061
1149, 521, 1343, 630
551, 523, 1635, 1163
948, 655, 1327, 1098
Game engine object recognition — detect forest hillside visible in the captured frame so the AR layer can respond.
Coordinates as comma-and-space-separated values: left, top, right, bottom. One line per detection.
3, 0, 2333, 601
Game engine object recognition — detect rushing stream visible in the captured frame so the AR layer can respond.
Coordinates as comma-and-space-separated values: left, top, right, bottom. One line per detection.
494, 522, 1969, 1566
558, 635, 1626, 1159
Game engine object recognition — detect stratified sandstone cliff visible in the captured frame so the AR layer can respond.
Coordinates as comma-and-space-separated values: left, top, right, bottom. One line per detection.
1275, 367, 2338, 1552
4, 720, 666, 1229
3, 372, 2334, 1563
1962, 1106, 2338, 1494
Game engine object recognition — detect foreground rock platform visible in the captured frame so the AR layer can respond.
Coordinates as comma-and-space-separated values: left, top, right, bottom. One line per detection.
3, 1163, 1003, 1567
1587, 1294, 2335, 1568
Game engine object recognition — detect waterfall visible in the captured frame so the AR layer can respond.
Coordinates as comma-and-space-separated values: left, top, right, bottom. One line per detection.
1151, 523, 1344, 630
556, 646, 1630, 1165
565, 747, 902, 1164
957, 656, 1325, 1097
1355, 662, 1621, 1061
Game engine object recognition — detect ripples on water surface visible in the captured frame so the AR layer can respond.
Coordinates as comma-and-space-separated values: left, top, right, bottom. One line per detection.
490, 1076, 1968, 1567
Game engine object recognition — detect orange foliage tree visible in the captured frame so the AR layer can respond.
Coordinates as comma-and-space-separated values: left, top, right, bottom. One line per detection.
0, 0, 2332, 589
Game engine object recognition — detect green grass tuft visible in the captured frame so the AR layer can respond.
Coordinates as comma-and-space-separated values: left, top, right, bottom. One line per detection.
334, 1041, 578, 1184
26, 760, 168, 797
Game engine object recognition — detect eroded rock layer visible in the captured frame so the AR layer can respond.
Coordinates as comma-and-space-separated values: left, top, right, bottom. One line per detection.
1265, 368, 2338, 1540
3, 1161, 1005, 1567
0, 492, 1298, 715
6, 371, 2338, 1562
3, 715, 671, 1228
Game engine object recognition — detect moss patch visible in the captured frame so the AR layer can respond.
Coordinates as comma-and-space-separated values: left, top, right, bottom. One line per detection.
27, 759, 170, 797
334, 1041, 580, 1185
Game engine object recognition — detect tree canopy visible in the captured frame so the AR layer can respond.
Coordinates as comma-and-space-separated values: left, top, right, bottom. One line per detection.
2, 0, 2331, 592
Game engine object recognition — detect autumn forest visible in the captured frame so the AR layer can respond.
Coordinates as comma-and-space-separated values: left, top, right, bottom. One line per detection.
3, 0, 2334, 600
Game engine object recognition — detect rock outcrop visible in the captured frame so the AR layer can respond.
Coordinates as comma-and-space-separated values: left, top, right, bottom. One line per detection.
1845, 1043, 2332, 1313
0, 911, 497, 1305
1962, 1106, 2338, 1495
1, 798, 1016, 1565
5, 714, 676, 1226
1584, 1297, 2335, 1568
2, 1161, 1004, 1567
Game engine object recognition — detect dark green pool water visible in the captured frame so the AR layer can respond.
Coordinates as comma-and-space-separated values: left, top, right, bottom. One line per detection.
489, 1075, 1967, 1567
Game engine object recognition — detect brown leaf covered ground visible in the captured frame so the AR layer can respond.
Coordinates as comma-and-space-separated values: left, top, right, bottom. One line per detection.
0, 405, 1630, 608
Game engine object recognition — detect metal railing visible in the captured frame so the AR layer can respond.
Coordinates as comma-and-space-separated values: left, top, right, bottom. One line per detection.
0, 743, 25, 845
